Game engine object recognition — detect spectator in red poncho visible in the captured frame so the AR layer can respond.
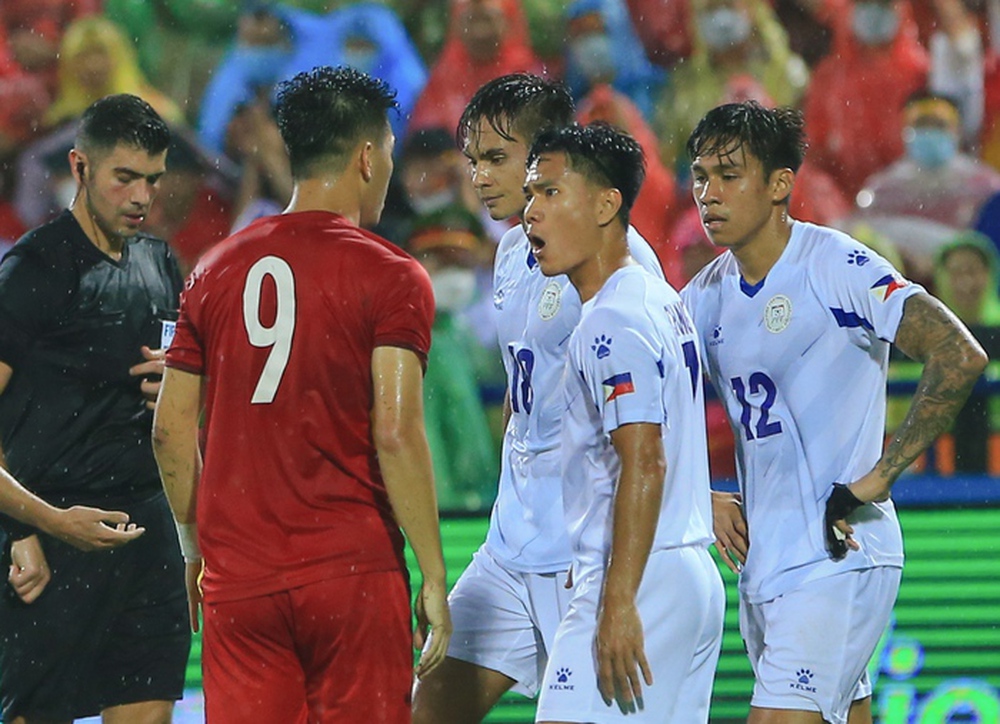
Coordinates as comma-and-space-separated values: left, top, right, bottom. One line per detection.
803, 0, 929, 198
624, 0, 693, 67
576, 83, 681, 285
408, 0, 542, 136
0, 0, 99, 93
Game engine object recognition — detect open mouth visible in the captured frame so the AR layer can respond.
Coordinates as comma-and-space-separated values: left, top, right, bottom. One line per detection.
702, 214, 726, 230
528, 233, 546, 255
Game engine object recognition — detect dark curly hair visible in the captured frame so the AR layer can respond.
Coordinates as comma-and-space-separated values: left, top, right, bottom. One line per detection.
275, 66, 399, 178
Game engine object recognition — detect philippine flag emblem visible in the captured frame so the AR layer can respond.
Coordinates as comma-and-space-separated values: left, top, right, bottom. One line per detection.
870, 274, 909, 302
602, 373, 635, 402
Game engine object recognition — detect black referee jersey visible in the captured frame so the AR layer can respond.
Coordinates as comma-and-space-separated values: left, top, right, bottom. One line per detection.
0, 211, 182, 538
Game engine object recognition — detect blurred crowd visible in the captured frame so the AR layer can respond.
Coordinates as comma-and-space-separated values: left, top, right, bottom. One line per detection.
3, 0, 1000, 504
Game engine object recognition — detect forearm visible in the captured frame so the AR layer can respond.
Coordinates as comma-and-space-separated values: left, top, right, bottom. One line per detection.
371, 346, 447, 586
0, 436, 62, 536
0, 466, 61, 535
152, 368, 203, 523
605, 426, 665, 603
379, 434, 446, 585
153, 431, 200, 524
879, 294, 988, 485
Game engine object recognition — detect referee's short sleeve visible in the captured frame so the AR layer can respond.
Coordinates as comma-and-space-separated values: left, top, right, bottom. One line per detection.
0, 249, 71, 369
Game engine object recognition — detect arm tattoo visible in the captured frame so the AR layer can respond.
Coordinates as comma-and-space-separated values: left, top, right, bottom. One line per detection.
885, 293, 988, 481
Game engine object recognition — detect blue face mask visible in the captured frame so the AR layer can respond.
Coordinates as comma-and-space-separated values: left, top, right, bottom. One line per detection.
906, 127, 958, 169
570, 33, 616, 82
698, 8, 752, 52
231, 45, 291, 87
852, 2, 899, 46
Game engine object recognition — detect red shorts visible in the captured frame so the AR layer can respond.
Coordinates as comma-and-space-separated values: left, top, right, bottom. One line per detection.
202, 569, 412, 724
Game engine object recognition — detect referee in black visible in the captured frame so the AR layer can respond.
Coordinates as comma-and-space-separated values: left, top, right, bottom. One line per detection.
0, 95, 190, 724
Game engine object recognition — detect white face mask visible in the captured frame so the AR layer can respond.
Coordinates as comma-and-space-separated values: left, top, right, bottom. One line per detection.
431, 267, 478, 313
698, 8, 752, 52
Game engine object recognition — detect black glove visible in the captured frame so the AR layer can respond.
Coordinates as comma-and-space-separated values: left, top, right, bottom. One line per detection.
824, 483, 864, 560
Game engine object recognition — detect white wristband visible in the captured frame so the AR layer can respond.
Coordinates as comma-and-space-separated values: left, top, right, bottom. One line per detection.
175, 522, 201, 562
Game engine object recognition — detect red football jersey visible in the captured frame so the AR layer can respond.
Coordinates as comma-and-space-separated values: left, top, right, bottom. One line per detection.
166, 211, 434, 603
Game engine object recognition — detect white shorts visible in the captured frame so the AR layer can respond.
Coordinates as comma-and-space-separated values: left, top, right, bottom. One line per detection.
740, 566, 902, 724
446, 547, 573, 696
536, 546, 725, 723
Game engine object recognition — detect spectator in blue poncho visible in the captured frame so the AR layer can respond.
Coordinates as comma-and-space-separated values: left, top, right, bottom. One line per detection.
196, 5, 295, 155
198, 3, 426, 156
321, 3, 427, 142
563, 0, 665, 121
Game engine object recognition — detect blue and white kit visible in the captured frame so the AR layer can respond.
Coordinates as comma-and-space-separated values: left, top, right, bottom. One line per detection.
443, 225, 663, 695
537, 264, 723, 723
681, 220, 922, 723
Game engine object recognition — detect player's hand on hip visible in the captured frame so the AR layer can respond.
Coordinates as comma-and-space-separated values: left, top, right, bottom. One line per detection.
413, 577, 452, 679
824, 483, 866, 559
711, 490, 747, 574
129, 346, 165, 410
8, 534, 51, 604
49, 506, 145, 551
596, 595, 653, 715
185, 559, 204, 633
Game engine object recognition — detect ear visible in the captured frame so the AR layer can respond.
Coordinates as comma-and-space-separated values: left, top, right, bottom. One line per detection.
69, 149, 86, 183
595, 187, 624, 228
359, 140, 375, 183
769, 168, 794, 205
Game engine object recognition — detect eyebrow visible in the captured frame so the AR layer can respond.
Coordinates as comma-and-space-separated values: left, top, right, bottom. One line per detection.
691, 158, 743, 172
114, 166, 165, 182
523, 177, 553, 194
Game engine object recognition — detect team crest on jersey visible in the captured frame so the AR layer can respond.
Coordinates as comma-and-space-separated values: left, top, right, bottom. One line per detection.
538, 280, 562, 320
870, 273, 909, 303
764, 294, 793, 333
602, 372, 635, 402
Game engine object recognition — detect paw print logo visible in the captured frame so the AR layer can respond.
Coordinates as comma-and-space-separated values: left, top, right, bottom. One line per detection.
712, 326, 722, 339
591, 335, 612, 359
556, 667, 572, 683
848, 250, 870, 266
796, 669, 814, 685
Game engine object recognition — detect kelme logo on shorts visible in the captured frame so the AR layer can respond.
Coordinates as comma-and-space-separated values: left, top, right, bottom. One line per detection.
790, 668, 817, 693
549, 667, 574, 691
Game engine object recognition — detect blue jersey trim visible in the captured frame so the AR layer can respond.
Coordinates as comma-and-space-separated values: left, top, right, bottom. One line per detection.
739, 276, 766, 298
830, 307, 874, 330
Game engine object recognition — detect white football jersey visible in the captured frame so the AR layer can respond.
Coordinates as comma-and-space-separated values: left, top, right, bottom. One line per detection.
562, 265, 715, 570
485, 225, 664, 572
682, 220, 921, 604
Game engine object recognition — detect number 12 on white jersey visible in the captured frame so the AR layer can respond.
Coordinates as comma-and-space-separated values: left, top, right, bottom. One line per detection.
243, 256, 296, 404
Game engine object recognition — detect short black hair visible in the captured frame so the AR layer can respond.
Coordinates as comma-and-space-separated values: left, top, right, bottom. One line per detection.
686, 101, 807, 178
275, 65, 398, 178
527, 122, 645, 227
75, 94, 170, 157
457, 73, 575, 149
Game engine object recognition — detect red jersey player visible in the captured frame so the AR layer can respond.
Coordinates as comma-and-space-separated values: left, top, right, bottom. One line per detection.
152, 66, 452, 723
